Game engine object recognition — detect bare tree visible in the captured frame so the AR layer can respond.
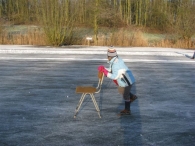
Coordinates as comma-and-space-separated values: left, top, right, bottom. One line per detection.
37, 0, 74, 46
174, 0, 195, 47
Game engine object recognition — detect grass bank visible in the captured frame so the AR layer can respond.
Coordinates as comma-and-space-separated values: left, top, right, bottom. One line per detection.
0, 25, 194, 49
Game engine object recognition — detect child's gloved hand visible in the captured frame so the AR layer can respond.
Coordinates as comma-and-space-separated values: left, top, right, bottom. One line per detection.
98, 65, 108, 76
102, 68, 108, 76
98, 65, 105, 72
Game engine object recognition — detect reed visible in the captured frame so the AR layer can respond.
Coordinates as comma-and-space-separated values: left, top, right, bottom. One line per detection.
0, 30, 46, 45
0, 28, 194, 49
156, 39, 194, 49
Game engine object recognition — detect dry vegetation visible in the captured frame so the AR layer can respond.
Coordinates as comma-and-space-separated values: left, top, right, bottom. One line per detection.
0, 30, 46, 45
0, 27, 194, 49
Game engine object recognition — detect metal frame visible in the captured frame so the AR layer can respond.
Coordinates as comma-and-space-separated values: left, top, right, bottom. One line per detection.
74, 73, 104, 118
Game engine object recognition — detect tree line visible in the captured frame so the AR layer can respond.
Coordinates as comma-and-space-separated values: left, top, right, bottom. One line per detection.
0, 0, 195, 46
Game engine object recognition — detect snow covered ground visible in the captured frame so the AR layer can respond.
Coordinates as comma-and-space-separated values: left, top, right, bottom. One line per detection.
0, 45, 194, 56
0, 45, 194, 146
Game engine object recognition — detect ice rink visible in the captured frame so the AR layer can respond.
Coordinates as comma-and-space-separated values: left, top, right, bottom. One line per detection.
0, 45, 194, 146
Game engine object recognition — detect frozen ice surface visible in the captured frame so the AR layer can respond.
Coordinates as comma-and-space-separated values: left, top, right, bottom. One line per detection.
0, 45, 194, 146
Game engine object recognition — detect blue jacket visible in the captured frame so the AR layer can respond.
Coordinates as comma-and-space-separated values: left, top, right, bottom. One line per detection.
106, 56, 135, 87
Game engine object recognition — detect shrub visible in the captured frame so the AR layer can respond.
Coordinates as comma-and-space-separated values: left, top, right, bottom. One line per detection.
37, 0, 74, 46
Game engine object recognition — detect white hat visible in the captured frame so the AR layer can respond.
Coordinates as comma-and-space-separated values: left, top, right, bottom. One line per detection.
107, 47, 117, 57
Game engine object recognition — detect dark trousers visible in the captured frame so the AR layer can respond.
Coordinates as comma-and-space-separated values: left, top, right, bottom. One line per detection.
118, 85, 135, 110
118, 85, 134, 101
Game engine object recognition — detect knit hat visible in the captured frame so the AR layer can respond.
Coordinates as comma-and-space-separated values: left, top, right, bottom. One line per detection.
107, 47, 117, 57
